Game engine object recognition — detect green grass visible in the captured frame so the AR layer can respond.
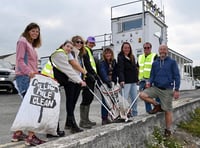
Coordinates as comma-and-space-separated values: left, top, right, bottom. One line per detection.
146, 108, 200, 148
178, 108, 200, 137
145, 127, 182, 148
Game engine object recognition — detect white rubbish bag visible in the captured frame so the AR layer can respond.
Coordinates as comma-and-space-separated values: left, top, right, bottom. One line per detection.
11, 74, 61, 135
100, 83, 130, 120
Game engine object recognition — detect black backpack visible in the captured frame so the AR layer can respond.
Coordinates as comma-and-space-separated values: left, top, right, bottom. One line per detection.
49, 56, 69, 86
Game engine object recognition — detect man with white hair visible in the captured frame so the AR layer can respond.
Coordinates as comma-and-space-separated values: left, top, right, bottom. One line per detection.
139, 44, 180, 137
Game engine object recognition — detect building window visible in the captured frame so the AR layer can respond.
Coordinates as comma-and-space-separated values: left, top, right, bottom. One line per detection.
122, 18, 142, 32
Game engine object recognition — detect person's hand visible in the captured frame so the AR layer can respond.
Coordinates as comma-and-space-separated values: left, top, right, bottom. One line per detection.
106, 81, 112, 88
145, 82, 151, 88
120, 81, 125, 88
29, 72, 35, 78
86, 72, 91, 78
173, 90, 180, 99
80, 81, 86, 87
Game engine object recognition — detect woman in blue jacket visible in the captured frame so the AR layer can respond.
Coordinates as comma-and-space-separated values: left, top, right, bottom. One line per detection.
99, 48, 118, 125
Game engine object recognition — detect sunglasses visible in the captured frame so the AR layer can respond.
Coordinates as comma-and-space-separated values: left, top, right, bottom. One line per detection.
144, 47, 151, 49
76, 41, 84, 44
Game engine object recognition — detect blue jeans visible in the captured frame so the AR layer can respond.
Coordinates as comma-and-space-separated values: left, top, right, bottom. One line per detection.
139, 80, 160, 112
16, 75, 30, 98
122, 83, 138, 116
101, 95, 108, 120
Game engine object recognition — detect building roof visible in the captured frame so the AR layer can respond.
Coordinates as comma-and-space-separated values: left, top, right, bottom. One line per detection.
0, 53, 15, 59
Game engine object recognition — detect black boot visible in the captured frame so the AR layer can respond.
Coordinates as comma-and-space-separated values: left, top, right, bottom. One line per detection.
102, 118, 112, 125
65, 116, 72, 129
79, 105, 92, 129
46, 122, 65, 138
68, 116, 83, 134
85, 105, 96, 126
56, 122, 65, 137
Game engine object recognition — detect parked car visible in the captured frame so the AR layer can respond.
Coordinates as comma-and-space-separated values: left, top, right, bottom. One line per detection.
38, 56, 49, 73
0, 60, 18, 94
195, 80, 200, 89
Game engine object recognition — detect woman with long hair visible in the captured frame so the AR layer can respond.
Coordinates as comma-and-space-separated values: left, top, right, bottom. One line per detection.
64, 35, 87, 133
99, 48, 118, 125
117, 42, 139, 117
12, 22, 45, 146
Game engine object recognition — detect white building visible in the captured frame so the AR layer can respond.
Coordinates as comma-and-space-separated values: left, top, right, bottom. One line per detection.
94, 0, 195, 90
1, 0, 195, 90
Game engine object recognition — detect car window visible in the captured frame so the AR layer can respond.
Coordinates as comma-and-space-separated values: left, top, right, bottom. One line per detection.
0, 61, 13, 69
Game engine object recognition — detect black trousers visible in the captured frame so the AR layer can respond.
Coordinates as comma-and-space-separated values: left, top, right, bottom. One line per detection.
64, 81, 81, 117
81, 78, 95, 106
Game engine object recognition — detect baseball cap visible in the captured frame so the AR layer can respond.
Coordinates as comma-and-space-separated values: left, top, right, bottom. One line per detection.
87, 36, 96, 43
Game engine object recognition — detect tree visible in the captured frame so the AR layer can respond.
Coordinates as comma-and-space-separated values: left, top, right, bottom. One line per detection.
193, 66, 200, 80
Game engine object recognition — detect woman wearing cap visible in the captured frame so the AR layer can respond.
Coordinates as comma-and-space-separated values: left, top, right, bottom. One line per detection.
79, 36, 98, 129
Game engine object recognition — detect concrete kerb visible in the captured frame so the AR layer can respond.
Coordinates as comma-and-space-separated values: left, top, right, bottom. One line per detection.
36, 98, 200, 148
173, 98, 200, 125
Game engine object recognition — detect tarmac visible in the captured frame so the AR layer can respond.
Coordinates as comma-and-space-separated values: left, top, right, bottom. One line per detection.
0, 86, 146, 147
0, 88, 200, 147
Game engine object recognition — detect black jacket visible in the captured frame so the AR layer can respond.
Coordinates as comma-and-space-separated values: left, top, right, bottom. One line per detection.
117, 52, 138, 84
82, 47, 96, 76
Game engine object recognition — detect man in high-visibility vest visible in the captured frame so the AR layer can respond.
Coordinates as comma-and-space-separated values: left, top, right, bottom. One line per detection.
79, 36, 98, 129
138, 42, 160, 114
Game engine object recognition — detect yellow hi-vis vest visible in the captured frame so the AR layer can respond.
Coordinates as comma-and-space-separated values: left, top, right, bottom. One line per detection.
85, 46, 97, 73
41, 48, 67, 78
138, 53, 156, 80
41, 60, 54, 78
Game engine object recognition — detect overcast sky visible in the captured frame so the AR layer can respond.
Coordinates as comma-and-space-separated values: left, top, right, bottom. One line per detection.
0, 0, 199, 66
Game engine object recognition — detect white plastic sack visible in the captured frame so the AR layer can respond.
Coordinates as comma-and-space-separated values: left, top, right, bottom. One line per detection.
11, 74, 61, 135
13, 80, 23, 99
100, 83, 130, 120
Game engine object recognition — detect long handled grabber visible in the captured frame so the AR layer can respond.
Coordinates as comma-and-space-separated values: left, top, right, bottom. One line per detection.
124, 92, 140, 122
95, 82, 121, 120
95, 75, 119, 106
86, 85, 118, 120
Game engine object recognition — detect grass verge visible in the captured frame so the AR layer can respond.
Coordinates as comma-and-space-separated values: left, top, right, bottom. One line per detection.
146, 108, 200, 148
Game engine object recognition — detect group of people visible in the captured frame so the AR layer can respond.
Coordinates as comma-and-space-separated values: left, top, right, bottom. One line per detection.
11, 22, 180, 146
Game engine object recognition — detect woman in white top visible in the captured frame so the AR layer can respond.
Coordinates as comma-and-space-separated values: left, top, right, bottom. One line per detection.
50, 40, 87, 135
64, 36, 87, 133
